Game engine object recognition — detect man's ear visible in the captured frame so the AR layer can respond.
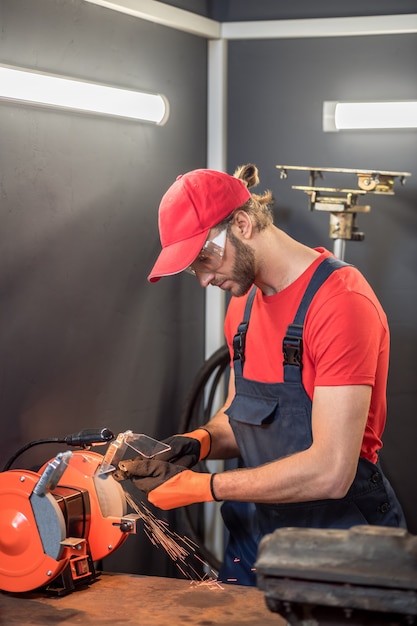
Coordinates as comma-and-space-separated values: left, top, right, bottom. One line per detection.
232, 210, 253, 239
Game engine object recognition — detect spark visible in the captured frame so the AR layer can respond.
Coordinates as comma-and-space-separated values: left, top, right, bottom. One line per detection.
123, 490, 220, 586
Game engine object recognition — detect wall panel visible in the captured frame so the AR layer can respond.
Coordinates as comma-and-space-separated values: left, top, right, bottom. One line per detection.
0, 0, 208, 576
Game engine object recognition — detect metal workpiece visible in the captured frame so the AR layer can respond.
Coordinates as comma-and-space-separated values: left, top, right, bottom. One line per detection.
256, 525, 417, 625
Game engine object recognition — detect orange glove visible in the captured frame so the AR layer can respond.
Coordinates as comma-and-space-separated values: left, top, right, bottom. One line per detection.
113, 458, 218, 510
157, 428, 212, 468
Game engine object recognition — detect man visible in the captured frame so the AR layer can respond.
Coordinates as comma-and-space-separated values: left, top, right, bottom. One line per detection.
114, 165, 406, 586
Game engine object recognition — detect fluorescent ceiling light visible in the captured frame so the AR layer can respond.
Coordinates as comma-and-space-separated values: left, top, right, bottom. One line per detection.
323, 100, 417, 131
0, 65, 169, 124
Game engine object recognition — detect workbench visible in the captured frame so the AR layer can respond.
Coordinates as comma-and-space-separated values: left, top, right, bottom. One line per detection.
0, 572, 284, 626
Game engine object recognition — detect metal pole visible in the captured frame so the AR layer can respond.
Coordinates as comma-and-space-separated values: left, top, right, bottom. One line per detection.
333, 238, 346, 261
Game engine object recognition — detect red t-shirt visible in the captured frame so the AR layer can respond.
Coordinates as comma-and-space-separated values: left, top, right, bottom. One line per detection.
224, 248, 389, 464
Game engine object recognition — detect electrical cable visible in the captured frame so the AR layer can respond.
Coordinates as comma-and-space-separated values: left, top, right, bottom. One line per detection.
178, 344, 230, 572
2, 428, 114, 471
2, 437, 65, 472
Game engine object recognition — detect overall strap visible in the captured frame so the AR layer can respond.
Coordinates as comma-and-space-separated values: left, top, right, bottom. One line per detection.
232, 285, 257, 376
283, 256, 349, 383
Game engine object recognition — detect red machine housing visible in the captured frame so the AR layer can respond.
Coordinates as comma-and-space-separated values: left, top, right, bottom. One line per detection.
0, 450, 135, 594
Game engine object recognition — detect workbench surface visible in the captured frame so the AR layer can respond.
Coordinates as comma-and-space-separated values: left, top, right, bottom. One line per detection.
0, 572, 284, 626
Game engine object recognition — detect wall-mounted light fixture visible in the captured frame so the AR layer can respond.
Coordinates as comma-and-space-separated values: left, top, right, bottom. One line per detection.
323, 100, 417, 131
0, 65, 169, 125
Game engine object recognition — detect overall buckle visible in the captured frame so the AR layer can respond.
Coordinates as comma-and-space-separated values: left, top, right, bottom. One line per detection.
233, 321, 249, 363
283, 324, 304, 369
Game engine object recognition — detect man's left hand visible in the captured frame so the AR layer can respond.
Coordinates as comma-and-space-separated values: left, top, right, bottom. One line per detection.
113, 457, 218, 510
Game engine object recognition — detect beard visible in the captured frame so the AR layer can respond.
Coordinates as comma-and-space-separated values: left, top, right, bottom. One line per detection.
227, 229, 256, 297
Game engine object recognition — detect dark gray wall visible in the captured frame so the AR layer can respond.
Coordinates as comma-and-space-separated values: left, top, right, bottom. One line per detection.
0, 0, 207, 576
227, 32, 417, 532
211, 0, 417, 20
163, 0, 417, 20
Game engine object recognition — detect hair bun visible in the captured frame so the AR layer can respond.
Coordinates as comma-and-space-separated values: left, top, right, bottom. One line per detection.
233, 164, 260, 189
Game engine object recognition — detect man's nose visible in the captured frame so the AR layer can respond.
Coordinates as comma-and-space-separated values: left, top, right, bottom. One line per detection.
195, 269, 215, 288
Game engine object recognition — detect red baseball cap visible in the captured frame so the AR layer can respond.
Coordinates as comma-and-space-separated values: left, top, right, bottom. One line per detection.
148, 169, 251, 282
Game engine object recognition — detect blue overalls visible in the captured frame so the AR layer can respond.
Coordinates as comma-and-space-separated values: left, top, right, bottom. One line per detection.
219, 257, 407, 586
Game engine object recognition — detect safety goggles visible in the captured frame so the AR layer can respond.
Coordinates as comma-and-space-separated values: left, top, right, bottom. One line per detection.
185, 228, 227, 276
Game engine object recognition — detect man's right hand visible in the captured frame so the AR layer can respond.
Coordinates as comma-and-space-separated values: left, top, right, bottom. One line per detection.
157, 428, 212, 468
